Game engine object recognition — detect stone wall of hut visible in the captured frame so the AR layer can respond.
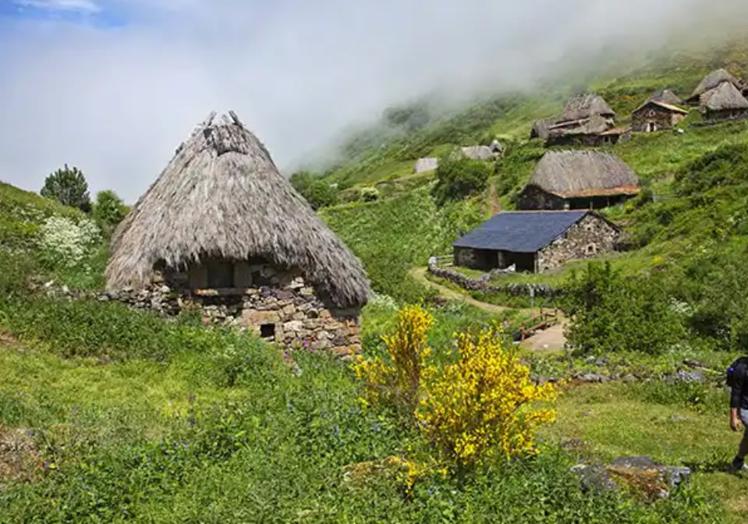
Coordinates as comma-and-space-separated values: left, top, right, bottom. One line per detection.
536, 214, 619, 272
632, 105, 685, 132
705, 108, 748, 123
155, 261, 362, 359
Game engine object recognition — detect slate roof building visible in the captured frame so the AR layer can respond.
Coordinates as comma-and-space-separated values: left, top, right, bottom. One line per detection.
453, 210, 620, 273
519, 151, 640, 211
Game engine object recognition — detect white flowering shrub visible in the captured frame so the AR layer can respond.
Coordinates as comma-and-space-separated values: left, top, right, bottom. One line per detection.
38, 216, 101, 267
369, 293, 398, 311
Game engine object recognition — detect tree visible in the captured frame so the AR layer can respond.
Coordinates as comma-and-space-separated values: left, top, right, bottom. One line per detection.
290, 171, 338, 210
92, 190, 128, 229
431, 156, 490, 206
40, 164, 91, 212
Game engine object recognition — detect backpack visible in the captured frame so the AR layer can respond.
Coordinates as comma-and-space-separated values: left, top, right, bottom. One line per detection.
726, 357, 748, 388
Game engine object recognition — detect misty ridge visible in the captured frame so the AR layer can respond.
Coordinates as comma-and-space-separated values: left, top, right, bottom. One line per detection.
2, 0, 748, 200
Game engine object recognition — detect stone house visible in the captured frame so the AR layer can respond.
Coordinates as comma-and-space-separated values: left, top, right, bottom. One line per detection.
106, 111, 370, 358
453, 210, 620, 273
632, 98, 688, 133
518, 150, 640, 211
699, 81, 748, 123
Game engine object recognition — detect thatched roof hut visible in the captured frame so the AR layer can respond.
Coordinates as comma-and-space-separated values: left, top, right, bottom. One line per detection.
106, 111, 370, 309
519, 151, 639, 210
528, 151, 639, 198
558, 93, 615, 122
460, 145, 496, 161
700, 81, 748, 113
689, 69, 744, 103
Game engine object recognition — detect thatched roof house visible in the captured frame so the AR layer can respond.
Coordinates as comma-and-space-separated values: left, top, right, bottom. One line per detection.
699, 81, 748, 122
519, 150, 639, 210
558, 93, 615, 122
688, 68, 744, 104
107, 112, 369, 355
532, 93, 622, 146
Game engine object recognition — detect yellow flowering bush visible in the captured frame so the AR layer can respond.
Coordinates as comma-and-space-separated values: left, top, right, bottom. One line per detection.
355, 305, 433, 417
417, 328, 557, 467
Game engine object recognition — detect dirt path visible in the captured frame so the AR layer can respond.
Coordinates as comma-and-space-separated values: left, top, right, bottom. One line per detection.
519, 321, 567, 352
409, 266, 512, 315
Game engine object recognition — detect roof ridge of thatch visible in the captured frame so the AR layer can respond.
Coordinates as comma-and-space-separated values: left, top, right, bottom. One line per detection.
106, 111, 371, 309
527, 150, 640, 198
700, 81, 748, 111
559, 93, 616, 122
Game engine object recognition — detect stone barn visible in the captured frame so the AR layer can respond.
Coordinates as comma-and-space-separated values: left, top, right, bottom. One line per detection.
453, 210, 620, 273
687, 68, 745, 105
518, 151, 640, 211
106, 111, 370, 358
632, 98, 688, 133
699, 81, 748, 123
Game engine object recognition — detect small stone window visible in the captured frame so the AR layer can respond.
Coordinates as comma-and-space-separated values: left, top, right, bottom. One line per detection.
585, 244, 597, 255
260, 323, 276, 339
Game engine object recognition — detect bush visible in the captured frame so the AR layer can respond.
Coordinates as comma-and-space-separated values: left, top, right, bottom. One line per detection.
417, 328, 556, 468
40, 164, 92, 212
360, 186, 380, 202
357, 306, 556, 469
38, 216, 100, 268
431, 156, 490, 205
355, 305, 433, 418
563, 263, 685, 355
92, 190, 128, 230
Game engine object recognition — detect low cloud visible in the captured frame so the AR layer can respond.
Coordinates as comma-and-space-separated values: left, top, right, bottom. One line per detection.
1, 0, 748, 202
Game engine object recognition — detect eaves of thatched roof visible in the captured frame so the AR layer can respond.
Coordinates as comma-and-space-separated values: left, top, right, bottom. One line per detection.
633, 99, 688, 115
548, 113, 613, 137
700, 81, 748, 112
527, 150, 640, 199
106, 111, 370, 309
690, 68, 743, 100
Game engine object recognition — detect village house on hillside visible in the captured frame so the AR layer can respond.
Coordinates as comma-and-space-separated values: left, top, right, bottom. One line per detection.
687, 68, 745, 105
519, 150, 640, 211
632, 91, 688, 133
453, 210, 620, 273
460, 139, 504, 161
531, 93, 627, 146
106, 111, 370, 358
700, 81, 748, 122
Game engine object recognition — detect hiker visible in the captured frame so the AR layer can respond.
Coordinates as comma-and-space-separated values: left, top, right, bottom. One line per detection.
728, 357, 748, 470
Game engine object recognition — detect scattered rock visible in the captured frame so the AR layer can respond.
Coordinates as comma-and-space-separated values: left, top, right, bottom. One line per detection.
572, 456, 691, 500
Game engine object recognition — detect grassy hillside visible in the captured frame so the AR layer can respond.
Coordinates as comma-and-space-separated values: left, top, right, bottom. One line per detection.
1, 183, 731, 522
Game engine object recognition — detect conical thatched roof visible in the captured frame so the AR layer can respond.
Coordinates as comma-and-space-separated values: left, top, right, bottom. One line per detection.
549, 113, 612, 136
559, 93, 615, 122
527, 150, 639, 198
650, 89, 683, 106
106, 111, 370, 309
700, 81, 748, 112
690, 68, 743, 99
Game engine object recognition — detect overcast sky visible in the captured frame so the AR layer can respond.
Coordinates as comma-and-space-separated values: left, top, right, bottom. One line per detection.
1, 0, 747, 202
